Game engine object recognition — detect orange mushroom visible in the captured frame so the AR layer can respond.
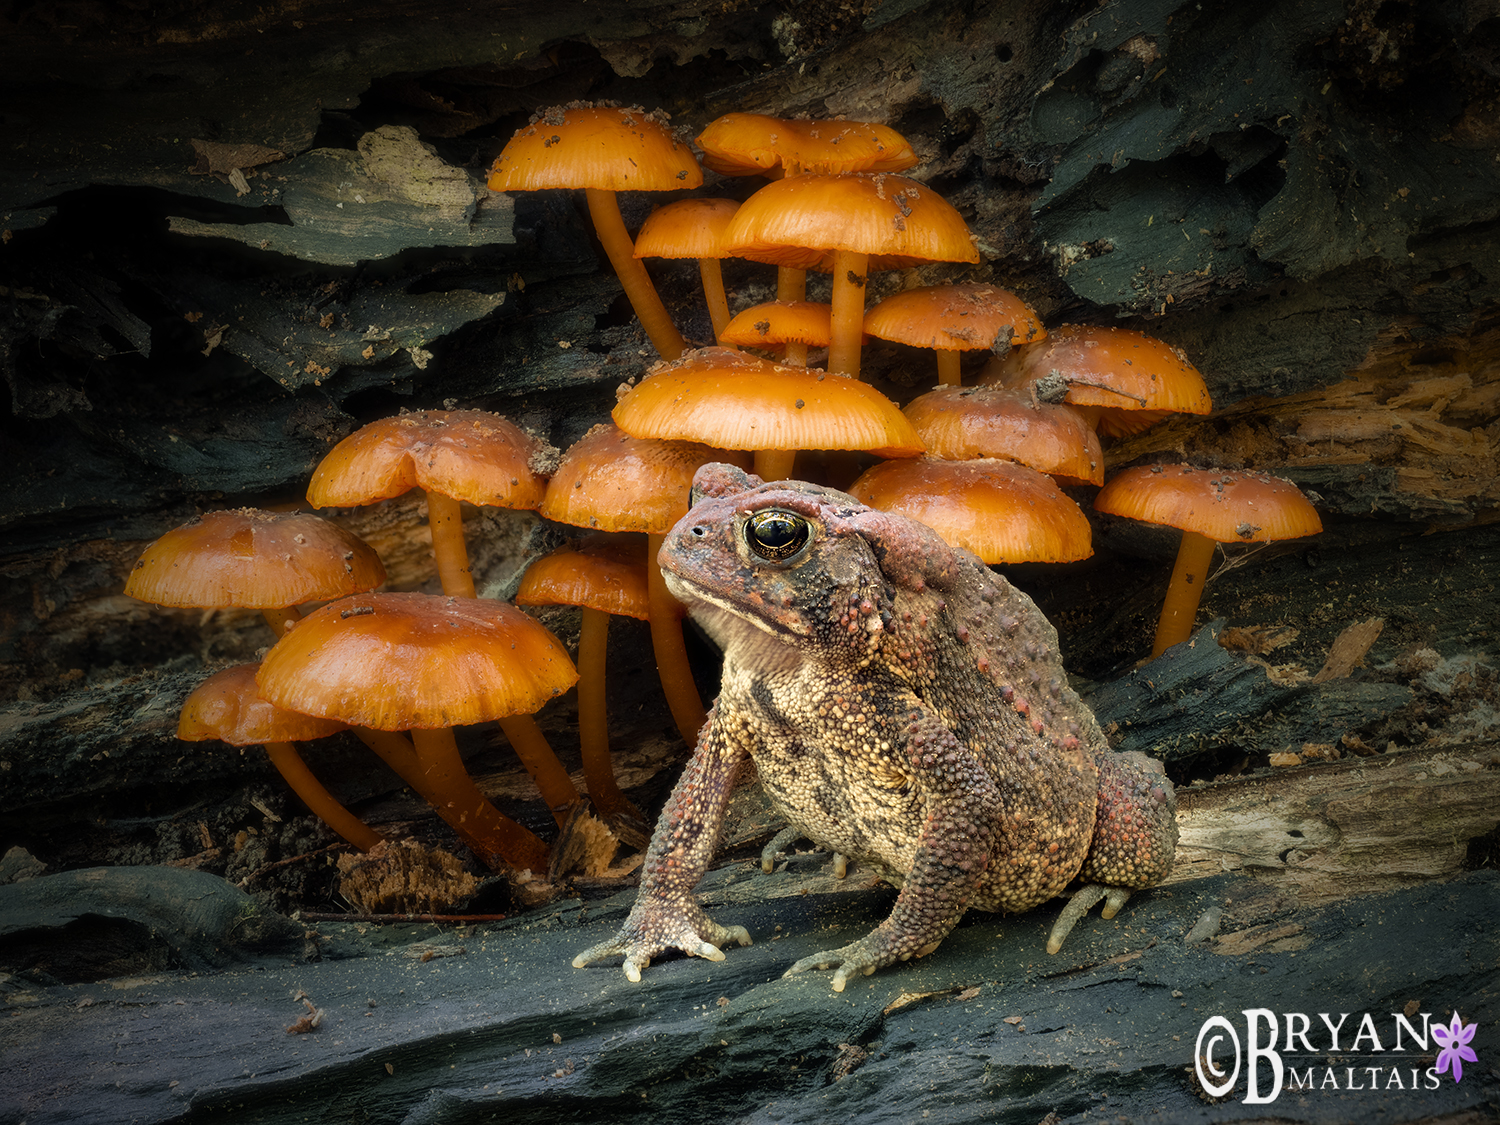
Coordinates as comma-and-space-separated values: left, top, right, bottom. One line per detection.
721, 173, 979, 377
633, 198, 739, 342
696, 113, 919, 304
257, 592, 580, 873
902, 384, 1104, 486
178, 663, 381, 852
1094, 465, 1323, 658
306, 409, 578, 821
540, 423, 747, 745
850, 457, 1093, 565
863, 283, 1046, 387
487, 104, 702, 359
983, 324, 1211, 436
717, 300, 835, 367
517, 534, 650, 835
612, 346, 923, 481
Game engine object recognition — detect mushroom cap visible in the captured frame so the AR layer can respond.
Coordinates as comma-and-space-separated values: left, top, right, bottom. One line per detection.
696, 113, 919, 177
307, 410, 549, 511
613, 346, 924, 457
985, 324, 1211, 435
633, 197, 740, 260
717, 301, 836, 349
849, 457, 1094, 564
516, 533, 650, 619
863, 283, 1046, 351
487, 104, 703, 193
256, 592, 579, 731
541, 423, 746, 535
178, 663, 349, 746
1093, 464, 1323, 543
721, 173, 980, 270
125, 508, 387, 609
903, 385, 1104, 486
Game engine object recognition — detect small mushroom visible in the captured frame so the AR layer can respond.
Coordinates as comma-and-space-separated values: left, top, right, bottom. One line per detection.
1093, 464, 1322, 658
863, 283, 1045, 387
177, 663, 380, 852
633, 198, 740, 342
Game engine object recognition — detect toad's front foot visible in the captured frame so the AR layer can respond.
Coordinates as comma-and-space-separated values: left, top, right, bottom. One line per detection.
572, 903, 752, 982
1046, 883, 1133, 955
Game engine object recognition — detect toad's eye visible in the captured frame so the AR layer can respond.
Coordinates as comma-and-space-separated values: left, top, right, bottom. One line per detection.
745, 509, 810, 561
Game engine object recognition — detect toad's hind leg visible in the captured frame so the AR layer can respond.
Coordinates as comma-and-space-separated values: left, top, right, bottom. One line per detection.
1046, 884, 1133, 954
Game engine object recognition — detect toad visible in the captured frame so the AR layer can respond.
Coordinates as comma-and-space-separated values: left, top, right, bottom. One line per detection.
574, 464, 1177, 990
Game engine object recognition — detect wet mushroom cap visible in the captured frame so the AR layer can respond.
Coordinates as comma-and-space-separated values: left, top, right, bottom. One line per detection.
540, 423, 747, 534
986, 324, 1211, 432
721, 173, 980, 269
124, 508, 387, 609
632, 198, 740, 260
613, 346, 923, 457
516, 534, 650, 620
307, 410, 549, 511
902, 385, 1104, 486
717, 301, 836, 350
177, 663, 349, 745
256, 591, 579, 731
849, 457, 1094, 564
696, 113, 919, 176
486, 104, 702, 192
1093, 465, 1323, 543
863, 283, 1046, 351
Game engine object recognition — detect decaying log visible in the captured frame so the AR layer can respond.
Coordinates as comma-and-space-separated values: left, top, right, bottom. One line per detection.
1166, 740, 1500, 901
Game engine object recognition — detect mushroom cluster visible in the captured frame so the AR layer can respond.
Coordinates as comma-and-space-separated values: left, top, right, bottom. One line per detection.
121, 100, 1323, 908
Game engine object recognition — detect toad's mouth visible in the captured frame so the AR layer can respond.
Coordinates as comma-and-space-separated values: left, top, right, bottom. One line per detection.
662, 570, 811, 650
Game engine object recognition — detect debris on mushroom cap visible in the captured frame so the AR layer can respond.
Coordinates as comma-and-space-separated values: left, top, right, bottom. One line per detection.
178, 663, 349, 746
487, 104, 703, 193
612, 346, 924, 457
1093, 464, 1323, 542
903, 385, 1104, 486
718, 301, 838, 349
256, 592, 579, 731
124, 508, 386, 609
849, 457, 1093, 565
984, 324, 1211, 434
516, 534, 651, 620
633, 198, 740, 260
863, 283, 1047, 351
696, 112, 919, 177
540, 423, 746, 535
721, 173, 980, 269
307, 409, 550, 511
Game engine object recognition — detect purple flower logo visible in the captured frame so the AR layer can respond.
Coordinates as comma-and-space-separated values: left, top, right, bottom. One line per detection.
1432, 1012, 1478, 1084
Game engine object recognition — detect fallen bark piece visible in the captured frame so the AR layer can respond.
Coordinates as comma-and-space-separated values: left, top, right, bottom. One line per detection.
1168, 741, 1500, 901
1312, 616, 1385, 683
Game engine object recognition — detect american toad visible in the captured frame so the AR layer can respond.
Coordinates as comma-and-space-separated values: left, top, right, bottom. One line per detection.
574, 464, 1177, 990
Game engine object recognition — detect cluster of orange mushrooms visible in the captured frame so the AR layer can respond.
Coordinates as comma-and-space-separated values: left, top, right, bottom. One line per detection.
124, 104, 1322, 879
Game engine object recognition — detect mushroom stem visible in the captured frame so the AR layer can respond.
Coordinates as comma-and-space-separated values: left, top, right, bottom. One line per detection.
753, 449, 798, 482
781, 340, 809, 367
936, 348, 962, 387
647, 533, 708, 745
576, 607, 644, 825
261, 607, 300, 639
497, 715, 581, 827
1151, 529, 1218, 658
586, 188, 687, 360
777, 265, 807, 303
408, 727, 551, 873
827, 248, 870, 377
261, 741, 383, 851
698, 259, 731, 342
426, 490, 477, 598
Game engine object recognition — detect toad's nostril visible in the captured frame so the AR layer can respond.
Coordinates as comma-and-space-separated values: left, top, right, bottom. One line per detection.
692, 525, 708, 537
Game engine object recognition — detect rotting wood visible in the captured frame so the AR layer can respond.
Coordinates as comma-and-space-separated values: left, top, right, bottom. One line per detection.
1165, 740, 1500, 902
1108, 323, 1500, 523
